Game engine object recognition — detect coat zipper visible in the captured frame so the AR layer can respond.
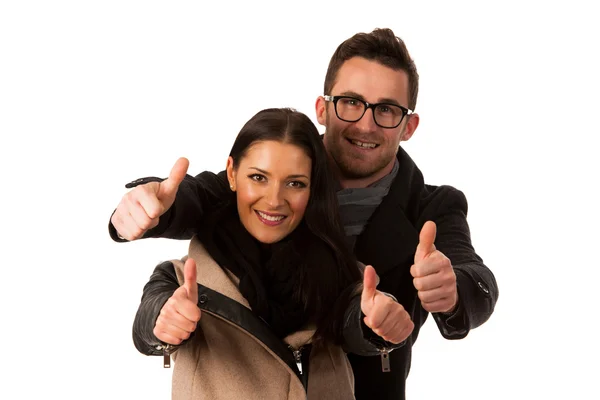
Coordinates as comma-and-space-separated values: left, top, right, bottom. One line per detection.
188, 308, 307, 388
289, 345, 304, 375
154, 344, 175, 368
380, 348, 391, 372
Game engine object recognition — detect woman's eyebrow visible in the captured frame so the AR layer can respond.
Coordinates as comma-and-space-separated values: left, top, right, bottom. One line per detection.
249, 167, 308, 180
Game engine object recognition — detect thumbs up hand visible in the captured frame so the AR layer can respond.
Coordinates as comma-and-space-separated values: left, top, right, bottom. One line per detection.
411, 221, 458, 314
111, 157, 189, 240
154, 258, 201, 345
361, 265, 414, 344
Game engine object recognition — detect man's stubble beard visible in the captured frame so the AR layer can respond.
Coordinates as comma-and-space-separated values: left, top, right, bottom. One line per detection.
324, 114, 400, 180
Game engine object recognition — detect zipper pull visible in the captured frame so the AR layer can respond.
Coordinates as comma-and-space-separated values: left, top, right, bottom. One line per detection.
160, 344, 172, 368
291, 347, 303, 375
380, 349, 390, 372
164, 350, 171, 368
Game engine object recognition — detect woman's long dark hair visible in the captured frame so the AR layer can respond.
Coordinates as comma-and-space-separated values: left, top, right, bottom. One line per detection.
229, 108, 363, 346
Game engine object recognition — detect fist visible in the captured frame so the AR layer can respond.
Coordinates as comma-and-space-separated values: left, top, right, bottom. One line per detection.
153, 258, 201, 345
111, 157, 189, 240
411, 221, 458, 313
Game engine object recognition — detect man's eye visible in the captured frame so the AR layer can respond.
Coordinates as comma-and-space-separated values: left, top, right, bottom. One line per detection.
342, 98, 359, 106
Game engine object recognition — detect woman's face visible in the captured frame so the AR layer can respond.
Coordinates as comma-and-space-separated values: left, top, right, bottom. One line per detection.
227, 140, 312, 244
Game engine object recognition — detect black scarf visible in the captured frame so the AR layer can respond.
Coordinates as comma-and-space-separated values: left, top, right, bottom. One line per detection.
197, 201, 309, 339
336, 158, 400, 250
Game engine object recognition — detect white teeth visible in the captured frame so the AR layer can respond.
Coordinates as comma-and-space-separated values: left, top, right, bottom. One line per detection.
257, 211, 285, 222
351, 140, 377, 148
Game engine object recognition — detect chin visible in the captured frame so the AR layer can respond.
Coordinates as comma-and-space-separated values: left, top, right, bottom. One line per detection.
252, 230, 286, 245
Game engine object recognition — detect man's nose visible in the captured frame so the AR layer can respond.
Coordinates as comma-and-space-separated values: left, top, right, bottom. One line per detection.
354, 107, 378, 133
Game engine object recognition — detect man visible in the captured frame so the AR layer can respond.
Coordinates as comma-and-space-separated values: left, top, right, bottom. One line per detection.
111, 28, 498, 399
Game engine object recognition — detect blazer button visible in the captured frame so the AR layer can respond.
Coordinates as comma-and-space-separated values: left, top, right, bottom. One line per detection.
199, 294, 208, 304
477, 281, 490, 294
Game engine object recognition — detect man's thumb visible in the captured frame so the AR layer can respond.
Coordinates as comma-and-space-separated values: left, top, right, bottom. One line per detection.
361, 265, 378, 314
158, 157, 189, 200
183, 258, 198, 303
415, 220, 436, 263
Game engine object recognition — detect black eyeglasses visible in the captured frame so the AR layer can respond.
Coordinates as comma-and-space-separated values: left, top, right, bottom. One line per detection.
324, 95, 412, 129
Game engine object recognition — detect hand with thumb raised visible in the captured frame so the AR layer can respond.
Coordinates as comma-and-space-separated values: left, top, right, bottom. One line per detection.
411, 221, 458, 313
111, 157, 189, 241
154, 258, 201, 345
361, 265, 414, 344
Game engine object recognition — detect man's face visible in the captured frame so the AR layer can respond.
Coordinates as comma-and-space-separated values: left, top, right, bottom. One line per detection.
317, 57, 419, 183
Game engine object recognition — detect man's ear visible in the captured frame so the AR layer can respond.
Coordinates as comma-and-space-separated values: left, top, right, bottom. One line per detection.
315, 96, 327, 126
226, 156, 236, 191
401, 113, 420, 142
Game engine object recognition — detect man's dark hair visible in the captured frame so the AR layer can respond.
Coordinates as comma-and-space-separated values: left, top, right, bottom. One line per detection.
324, 28, 419, 110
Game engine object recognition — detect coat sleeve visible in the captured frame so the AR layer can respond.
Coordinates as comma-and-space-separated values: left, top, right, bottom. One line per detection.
423, 186, 499, 339
132, 261, 181, 356
341, 294, 406, 356
109, 170, 231, 242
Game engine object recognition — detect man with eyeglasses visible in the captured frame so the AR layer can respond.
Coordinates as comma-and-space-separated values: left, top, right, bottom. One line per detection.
110, 28, 498, 400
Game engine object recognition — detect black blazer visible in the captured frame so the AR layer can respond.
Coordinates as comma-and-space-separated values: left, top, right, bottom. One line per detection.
348, 147, 498, 399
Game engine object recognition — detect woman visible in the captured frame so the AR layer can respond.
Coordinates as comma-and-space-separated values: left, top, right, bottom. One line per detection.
132, 108, 412, 399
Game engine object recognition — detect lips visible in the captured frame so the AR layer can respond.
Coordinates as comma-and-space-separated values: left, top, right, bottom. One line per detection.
346, 137, 379, 149
255, 210, 287, 226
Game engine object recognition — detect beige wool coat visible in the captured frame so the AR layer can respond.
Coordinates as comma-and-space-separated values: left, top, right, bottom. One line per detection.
167, 236, 356, 400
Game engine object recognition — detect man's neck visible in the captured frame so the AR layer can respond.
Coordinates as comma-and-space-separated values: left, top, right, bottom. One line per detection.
337, 159, 396, 189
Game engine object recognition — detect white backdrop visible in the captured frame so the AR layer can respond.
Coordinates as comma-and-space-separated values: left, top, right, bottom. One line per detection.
1, 1, 599, 399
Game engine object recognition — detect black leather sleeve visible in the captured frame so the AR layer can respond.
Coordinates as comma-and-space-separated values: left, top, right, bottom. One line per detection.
341, 295, 406, 356
109, 170, 231, 242
132, 261, 180, 356
424, 186, 499, 339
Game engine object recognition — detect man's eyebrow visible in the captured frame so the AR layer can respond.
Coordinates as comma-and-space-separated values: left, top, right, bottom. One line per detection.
249, 167, 309, 180
340, 91, 365, 101
339, 91, 402, 107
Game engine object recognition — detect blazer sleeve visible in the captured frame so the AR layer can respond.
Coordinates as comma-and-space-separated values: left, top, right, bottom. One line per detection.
424, 186, 499, 339
341, 294, 406, 356
132, 261, 181, 355
109, 170, 231, 242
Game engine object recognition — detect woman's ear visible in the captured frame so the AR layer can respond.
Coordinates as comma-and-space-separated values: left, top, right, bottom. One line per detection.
226, 156, 236, 191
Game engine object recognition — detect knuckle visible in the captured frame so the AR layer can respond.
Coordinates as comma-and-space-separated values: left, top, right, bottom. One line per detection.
149, 218, 160, 229
124, 190, 136, 203
413, 278, 422, 291
146, 208, 159, 219
140, 183, 154, 195
132, 227, 144, 239
411, 265, 421, 277
110, 211, 121, 225
139, 217, 152, 229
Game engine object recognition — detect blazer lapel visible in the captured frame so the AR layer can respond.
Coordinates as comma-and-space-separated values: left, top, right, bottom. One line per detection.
354, 147, 424, 277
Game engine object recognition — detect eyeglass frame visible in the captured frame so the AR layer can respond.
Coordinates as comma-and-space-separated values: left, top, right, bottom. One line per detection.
323, 95, 413, 129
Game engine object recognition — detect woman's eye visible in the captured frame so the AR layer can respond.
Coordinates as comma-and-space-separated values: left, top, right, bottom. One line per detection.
288, 181, 307, 188
249, 174, 266, 182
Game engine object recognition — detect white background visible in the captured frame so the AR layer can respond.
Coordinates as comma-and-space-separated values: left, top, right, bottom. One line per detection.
1, 1, 599, 399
